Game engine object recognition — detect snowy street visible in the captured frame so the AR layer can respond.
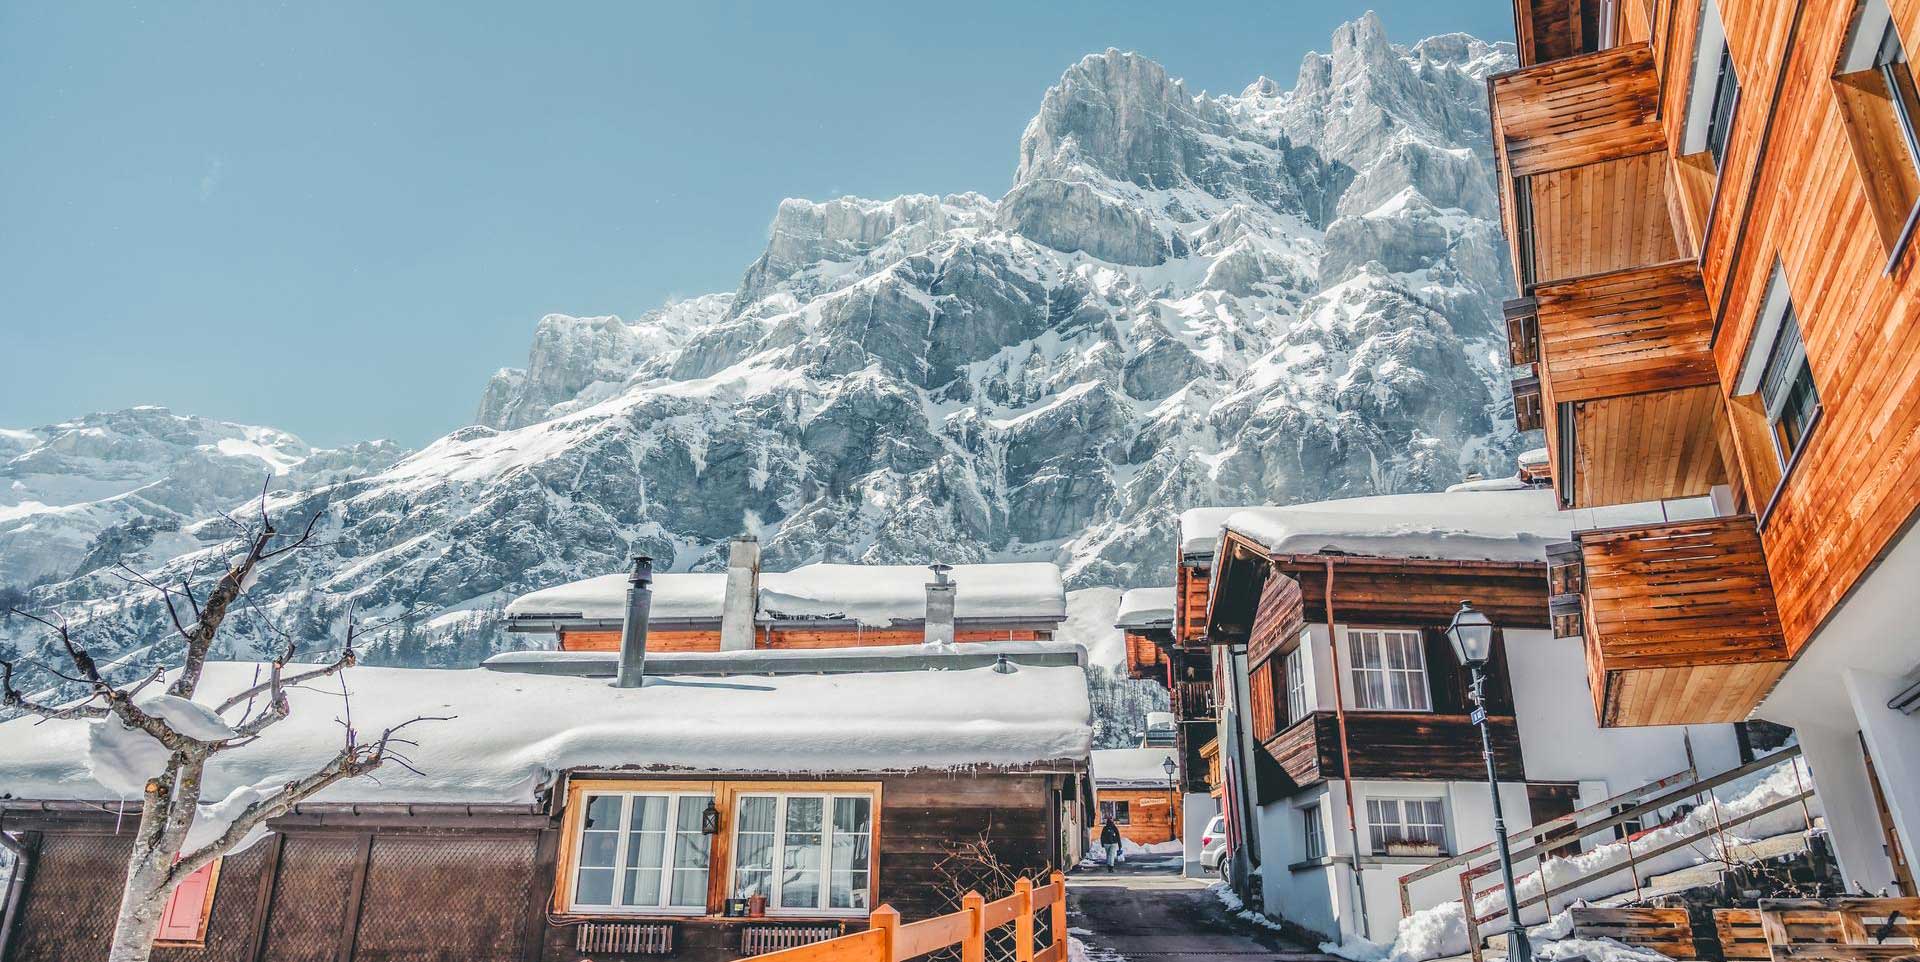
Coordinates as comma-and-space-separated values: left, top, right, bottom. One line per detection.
1069, 872, 1339, 962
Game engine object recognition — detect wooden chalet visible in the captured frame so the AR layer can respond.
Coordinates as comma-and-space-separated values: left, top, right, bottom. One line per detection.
1492, 0, 1920, 896
1189, 488, 1745, 942
506, 539, 1067, 654
1088, 748, 1181, 848
0, 566, 1092, 962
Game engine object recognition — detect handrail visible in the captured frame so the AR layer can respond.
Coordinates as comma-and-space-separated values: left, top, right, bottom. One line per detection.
1444, 746, 1812, 962
1396, 767, 1698, 913
746, 872, 1070, 962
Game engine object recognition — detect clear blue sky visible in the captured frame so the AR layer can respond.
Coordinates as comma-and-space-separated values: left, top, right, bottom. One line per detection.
0, 1, 1513, 449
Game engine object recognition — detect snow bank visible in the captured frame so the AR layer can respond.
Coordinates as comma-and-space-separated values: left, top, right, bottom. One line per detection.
1114, 586, 1175, 628
507, 562, 1066, 627
1093, 747, 1178, 788
1336, 758, 1819, 962
1178, 506, 1254, 556
0, 659, 1093, 808
1219, 490, 1714, 564
87, 691, 240, 797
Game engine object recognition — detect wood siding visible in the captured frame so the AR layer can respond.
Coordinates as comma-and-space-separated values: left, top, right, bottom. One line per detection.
1530, 152, 1683, 284
560, 627, 1047, 652
1577, 517, 1791, 726
1091, 788, 1179, 846
4, 772, 1072, 962
1259, 711, 1526, 790
1174, 562, 1212, 645
1493, 44, 1665, 177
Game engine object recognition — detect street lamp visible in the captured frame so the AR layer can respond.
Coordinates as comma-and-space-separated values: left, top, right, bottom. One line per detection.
1161, 755, 1177, 791
1446, 601, 1532, 962
1162, 756, 1179, 844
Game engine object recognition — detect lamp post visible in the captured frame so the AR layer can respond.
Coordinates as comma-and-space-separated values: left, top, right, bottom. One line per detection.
1163, 756, 1179, 844
1446, 601, 1532, 962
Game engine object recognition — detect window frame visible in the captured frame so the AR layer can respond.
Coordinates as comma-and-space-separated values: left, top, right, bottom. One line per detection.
1346, 628, 1433, 713
1301, 803, 1325, 861
1284, 642, 1309, 726
1101, 800, 1132, 826
1365, 797, 1450, 856
1835, 0, 1920, 262
566, 789, 717, 916
729, 791, 877, 918
556, 779, 882, 920
1681, 0, 1737, 166
1733, 266, 1824, 473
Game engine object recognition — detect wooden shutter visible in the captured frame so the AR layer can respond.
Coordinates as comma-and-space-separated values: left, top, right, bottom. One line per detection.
1249, 661, 1278, 742
155, 859, 220, 945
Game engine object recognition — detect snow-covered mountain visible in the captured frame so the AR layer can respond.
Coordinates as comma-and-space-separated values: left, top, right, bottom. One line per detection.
2, 15, 1523, 677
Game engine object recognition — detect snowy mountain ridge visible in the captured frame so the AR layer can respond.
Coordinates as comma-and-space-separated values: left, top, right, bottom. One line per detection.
1, 15, 1525, 681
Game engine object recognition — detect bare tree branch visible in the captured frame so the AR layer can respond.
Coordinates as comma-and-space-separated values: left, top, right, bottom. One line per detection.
214, 650, 357, 715
0, 654, 110, 719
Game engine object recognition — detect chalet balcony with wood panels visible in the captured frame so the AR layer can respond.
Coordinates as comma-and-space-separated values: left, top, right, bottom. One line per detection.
1492, 44, 1685, 291
1509, 261, 1731, 508
1258, 711, 1524, 794
1548, 516, 1792, 728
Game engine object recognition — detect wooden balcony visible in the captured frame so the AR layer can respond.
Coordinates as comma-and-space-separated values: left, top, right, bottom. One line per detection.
1200, 738, 1222, 798
1259, 712, 1524, 792
1549, 516, 1792, 728
1492, 44, 1683, 289
1516, 261, 1731, 508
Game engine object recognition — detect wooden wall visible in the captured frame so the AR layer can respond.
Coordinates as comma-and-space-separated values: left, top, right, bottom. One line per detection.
1696, 0, 1920, 655
1259, 711, 1527, 795
560, 627, 1047, 652
1091, 788, 1180, 846
2, 772, 1072, 962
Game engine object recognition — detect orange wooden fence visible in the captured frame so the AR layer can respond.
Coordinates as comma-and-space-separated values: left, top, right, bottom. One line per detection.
744, 873, 1069, 962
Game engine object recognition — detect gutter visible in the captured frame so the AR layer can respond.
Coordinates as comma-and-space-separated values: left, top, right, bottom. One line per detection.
484, 646, 1086, 678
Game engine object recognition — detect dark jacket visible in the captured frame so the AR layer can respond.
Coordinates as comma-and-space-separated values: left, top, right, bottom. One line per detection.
1099, 820, 1121, 846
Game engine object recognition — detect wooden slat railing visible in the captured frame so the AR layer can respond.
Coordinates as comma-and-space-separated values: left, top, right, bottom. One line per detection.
1759, 898, 1920, 961
744, 873, 1069, 962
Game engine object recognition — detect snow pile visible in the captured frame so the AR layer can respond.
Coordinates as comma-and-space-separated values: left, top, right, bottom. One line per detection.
1212, 882, 1293, 934
1331, 758, 1819, 962
507, 562, 1066, 627
1093, 747, 1179, 787
1218, 490, 1715, 564
87, 691, 239, 797
1114, 587, 1175, 628
0, 659, 1093, 807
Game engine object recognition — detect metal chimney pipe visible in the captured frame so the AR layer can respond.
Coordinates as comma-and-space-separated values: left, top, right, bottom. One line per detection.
616, 555, 654, 689
924, 563, 956, 647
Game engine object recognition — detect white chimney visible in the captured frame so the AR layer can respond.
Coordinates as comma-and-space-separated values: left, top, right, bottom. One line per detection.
924, 563, 956, 647
719, 535, 761, 651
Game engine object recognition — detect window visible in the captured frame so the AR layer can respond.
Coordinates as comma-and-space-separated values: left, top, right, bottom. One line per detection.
1100, 800, 1132, 825
1611, 804, 1647, 840
1301, 803, 1325, 860
1367, 798, 1448, 855
1835, 0, 1920, 254
1284, 644, 1309, 725
1735, 267, 1823, 471
1681, 0, 1738, 169
732, 793, 874, 914
155, 860, 221, 945
571, 791, 714, 913
1349, 629, 1430, 711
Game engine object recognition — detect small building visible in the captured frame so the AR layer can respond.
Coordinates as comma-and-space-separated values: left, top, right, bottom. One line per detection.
506, 538, 1067, 653
1191, 486, 1746, 943
1115, 586, 1221, 876
0, 561, 1092, 962
1089, 748, 1181, 848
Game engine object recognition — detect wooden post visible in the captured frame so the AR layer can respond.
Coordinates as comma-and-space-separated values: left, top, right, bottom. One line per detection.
871, 904, 900, 962
1462, 871, 1484, 962
963, 891, 986, 962
1014, 877, 1036, 962
1049, 871, 1068, 954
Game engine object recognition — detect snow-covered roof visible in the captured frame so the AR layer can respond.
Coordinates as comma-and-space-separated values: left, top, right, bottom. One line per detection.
1217, 489, 1714, 564
1114, 587, 1175, 628
1091, 747, 1179, 789
506, 562, 1067, 627
0, 660, 1093, 808
1178, 505, 1261, 557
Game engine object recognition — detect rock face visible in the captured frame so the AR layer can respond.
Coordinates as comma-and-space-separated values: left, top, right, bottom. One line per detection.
3, 16, 1527, 675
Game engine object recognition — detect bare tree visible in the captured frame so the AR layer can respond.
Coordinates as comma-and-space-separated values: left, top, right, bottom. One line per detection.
2, 494, 442, 962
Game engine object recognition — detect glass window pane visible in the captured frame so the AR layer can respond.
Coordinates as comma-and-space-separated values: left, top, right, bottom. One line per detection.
671, 868, 708, 908
670, 796, 712, 909
629, 795, 669, 832
1388, 671, 1412, 710
576, 868, 615, 906
786, 796, 823, 834
582, 794, 621, 832
733, 797, 776, 900
833, 796, 871, 836
1406, 673, 1430, 711
624, 867, 664, 906
579, 830, 619, 868
781, 798, 824, 909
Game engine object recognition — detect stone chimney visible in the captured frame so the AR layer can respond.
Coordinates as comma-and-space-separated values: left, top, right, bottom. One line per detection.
924, 563, 956, 647
719, 535, 761, 652
616, 555, 654, 689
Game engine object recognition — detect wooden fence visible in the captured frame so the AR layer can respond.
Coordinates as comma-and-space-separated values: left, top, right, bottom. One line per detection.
744, 873, 1069, 962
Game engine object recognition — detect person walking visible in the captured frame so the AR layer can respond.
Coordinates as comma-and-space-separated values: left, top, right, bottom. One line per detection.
1099, 816, 1122, 872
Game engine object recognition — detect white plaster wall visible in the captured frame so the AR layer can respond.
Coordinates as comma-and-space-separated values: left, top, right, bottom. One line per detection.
1182, 792, 1221, 877
1758, 521, 1920, 893
1258, 786, 1343, 940
1505, 627, 1744, 791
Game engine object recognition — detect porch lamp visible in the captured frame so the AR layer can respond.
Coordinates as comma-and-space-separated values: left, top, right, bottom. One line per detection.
1445, 601, 1532, 962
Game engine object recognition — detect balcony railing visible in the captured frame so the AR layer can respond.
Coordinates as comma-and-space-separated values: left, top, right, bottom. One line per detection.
1549, 515, 1791, 727
1259, 711, 1524, 791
